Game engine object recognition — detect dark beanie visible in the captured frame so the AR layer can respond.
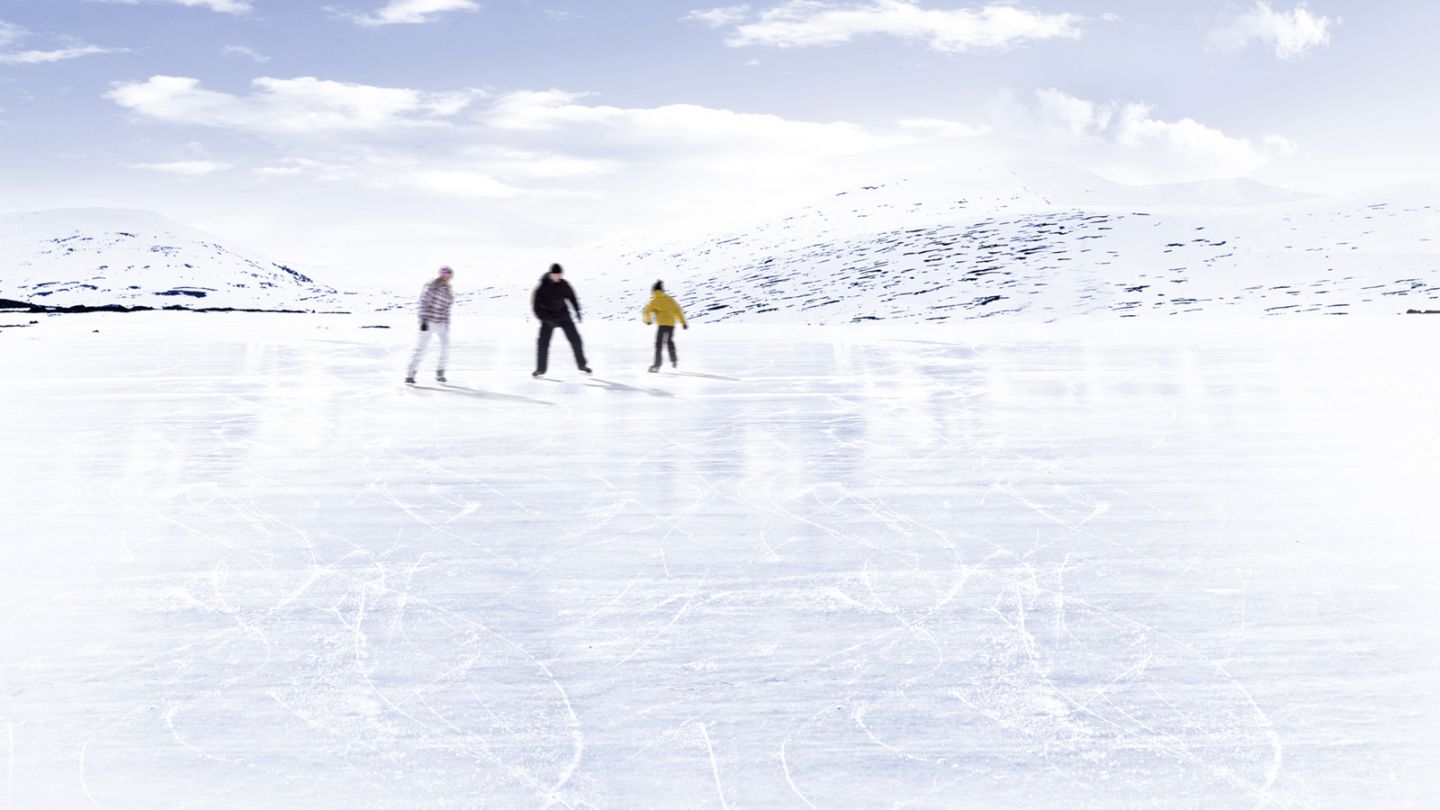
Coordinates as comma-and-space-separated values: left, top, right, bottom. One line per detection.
549, 263, 564, 274
652, 280, 664, 292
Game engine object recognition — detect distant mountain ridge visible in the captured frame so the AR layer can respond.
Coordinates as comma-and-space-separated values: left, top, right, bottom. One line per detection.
0, 208, 342, 310
578, 163, 1439, 322
6, 163, 1437, 323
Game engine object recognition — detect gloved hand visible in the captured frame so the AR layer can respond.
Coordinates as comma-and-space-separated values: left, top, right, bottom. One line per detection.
682, 324, 689, 330
421, 320, 429, 332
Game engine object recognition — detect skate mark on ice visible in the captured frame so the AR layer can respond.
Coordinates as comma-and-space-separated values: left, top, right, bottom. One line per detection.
4, 723, 12, 810
334, 548, 585, 797
601, 575, 711, 674
821, 421, 1284, 805
695, 721, 732, 810
852, 704, 950, 769
78, 736, 101, 809
408, 384, 555, 406
367, 481, 506, 561
666, 371, 742, 382
304, 544, 587, 807
779, 706, 832, 810
584, 377, 676, 398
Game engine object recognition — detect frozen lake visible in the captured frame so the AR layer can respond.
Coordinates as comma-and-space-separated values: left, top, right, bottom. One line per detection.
2, 314, 1437, 808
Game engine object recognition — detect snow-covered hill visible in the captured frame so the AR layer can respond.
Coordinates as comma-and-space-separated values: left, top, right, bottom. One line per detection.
9, 165, 1438, 323
578, 164, 1440, 323
0, 208, 342, 310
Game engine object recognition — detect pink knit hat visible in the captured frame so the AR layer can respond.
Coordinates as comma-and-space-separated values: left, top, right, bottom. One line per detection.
439, 266, 454, 277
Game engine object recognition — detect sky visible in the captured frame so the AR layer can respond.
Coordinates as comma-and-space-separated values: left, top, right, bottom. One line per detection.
0, 0, 1436, 288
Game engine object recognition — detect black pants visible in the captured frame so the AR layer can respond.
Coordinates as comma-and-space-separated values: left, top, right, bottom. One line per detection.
653, 325, 677, 368
536, 318, 586, 374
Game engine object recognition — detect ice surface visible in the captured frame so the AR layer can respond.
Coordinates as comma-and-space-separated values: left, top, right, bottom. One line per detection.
2, 314, 1438, 808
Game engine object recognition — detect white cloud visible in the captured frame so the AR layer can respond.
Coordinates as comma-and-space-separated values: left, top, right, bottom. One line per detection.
1210, 2, 1332, 61
193, 84, 1294, 201
691, 0, 1081, 53
1034, 87, 1109, 136
256, 157, 331, 177
898, 117, 990, 138
0, 20, 25, 49
1264, 133, 1299, 156
686, 5, 751, 27
223, 45, 270, 63
1030, 88, 1293, 182
401, 170, 522, 198
233, 88, 908, 206
106, 76, 478, 135
0, 44, 125, 65
130, 160, 234, 175
253, 153, 528, 199
0, 20, 125, 64
333, 0, 481, 26
484, 89, 906, 166
92, 0, 254, 14
463, 146, 618, 180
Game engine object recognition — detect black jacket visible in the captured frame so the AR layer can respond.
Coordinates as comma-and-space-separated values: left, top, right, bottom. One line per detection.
533, 276, 581, 322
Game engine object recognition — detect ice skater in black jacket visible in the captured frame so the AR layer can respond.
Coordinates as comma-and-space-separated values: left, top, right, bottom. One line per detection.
532, 263, 591, 377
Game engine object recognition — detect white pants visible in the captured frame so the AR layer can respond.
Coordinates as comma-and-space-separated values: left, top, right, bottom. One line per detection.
407, 321, 450, 376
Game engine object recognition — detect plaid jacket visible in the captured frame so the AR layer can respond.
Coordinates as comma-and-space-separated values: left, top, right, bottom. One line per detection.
418, 281, 453, 324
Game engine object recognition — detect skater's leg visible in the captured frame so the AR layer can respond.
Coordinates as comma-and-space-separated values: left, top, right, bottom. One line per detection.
407, 328, 432, 377
664, 326, 677, 365
436, 322, 451, 373
561, 320, 587, 368
535, 322, 555, 375
653, 326, 665, 369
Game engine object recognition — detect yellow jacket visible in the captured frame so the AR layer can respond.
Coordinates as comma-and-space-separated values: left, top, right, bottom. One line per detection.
643, 291, 688, 327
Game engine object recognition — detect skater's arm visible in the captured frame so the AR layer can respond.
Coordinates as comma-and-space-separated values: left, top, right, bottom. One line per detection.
565, 282, 581, 320
643, 300, 655, 325
675, 301, 688, 328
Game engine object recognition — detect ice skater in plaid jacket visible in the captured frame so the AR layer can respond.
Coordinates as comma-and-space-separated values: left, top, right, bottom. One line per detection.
405, 266, 455, 385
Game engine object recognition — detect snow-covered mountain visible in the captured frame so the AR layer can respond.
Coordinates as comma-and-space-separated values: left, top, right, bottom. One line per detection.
578, 163, 1440, 322
0, 208, 342, 310
8, 164, 1438, 323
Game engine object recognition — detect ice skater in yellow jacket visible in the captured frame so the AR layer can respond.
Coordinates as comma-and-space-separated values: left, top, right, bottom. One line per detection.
643, 280, 688, 372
